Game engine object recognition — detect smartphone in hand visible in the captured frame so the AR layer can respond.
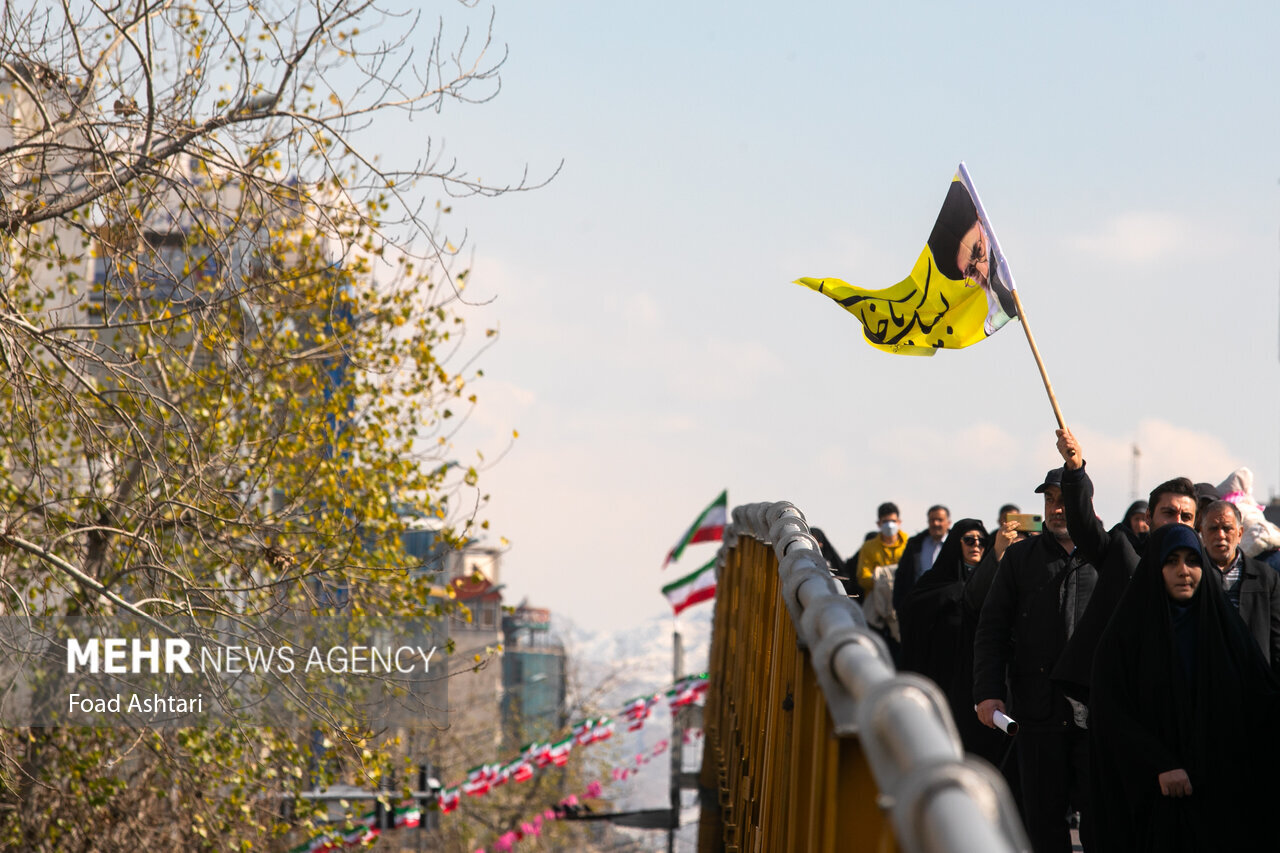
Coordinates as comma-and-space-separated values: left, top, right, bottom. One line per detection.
1009, 513, 1043, 533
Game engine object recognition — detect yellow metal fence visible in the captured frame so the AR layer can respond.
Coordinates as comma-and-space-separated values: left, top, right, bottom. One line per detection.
697, 502, 1027, 853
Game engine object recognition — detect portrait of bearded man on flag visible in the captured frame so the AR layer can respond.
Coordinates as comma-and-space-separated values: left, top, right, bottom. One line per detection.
926, 177, 1017, 337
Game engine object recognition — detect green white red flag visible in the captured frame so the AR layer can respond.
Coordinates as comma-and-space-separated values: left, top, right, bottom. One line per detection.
549, 737, 573, 767
462, 765, 491, 797
662, 558, 717, 615
622, 694, 660, 731
573, 718, 596, 746
663, 490, 727, 567
526, 741, 550, 768
592, 716, 614, 743
287, 672, 714, 853
666, 672, 710, 708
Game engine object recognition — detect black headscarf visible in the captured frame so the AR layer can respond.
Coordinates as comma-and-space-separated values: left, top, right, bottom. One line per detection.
1117, 500, 1150, 551
1089, 524, 1280, 852
1123, 499, 1149, 525
899, 519, 1007, 765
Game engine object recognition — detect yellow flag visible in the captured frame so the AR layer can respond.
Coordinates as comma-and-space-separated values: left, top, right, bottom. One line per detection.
797, 163, 1018, 356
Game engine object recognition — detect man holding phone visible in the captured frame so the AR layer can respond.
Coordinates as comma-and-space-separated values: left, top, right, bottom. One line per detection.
1008, 511, 1042, 534
973, 466, 1098, 853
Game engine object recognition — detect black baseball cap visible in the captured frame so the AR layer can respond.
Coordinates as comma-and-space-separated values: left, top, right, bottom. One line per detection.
1034, 467, 1065, 494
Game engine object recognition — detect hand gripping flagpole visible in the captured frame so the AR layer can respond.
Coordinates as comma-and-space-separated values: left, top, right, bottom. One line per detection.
958, 162, 1067, 430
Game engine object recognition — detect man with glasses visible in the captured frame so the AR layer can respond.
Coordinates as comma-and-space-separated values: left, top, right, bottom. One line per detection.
973, 467, 1098, 853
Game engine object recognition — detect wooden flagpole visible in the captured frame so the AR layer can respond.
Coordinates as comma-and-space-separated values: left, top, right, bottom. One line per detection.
1010, 288, 1066, 430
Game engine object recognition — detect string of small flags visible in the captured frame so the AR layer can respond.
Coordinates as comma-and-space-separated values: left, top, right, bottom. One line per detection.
474, 736, 679, 853
286, 673, 709, 852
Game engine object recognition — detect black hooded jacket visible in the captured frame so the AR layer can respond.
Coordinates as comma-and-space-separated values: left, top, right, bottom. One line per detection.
973, 525, 1096, 730
1051, 464, 1143, 702
1089, 524, 1280, 852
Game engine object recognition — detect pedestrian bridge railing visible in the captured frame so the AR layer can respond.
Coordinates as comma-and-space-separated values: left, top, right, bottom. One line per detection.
696, 501, 1028, 853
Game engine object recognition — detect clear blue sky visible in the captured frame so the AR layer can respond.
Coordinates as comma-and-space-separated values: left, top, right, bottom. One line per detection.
377, 2, 1280, 632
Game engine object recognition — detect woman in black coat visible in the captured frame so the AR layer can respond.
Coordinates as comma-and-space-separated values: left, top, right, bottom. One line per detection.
1089, 523, 1280, 852
899, 518, 1009, 768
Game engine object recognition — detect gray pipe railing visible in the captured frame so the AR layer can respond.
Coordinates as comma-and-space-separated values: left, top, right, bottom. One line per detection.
722, 500, 1028, 853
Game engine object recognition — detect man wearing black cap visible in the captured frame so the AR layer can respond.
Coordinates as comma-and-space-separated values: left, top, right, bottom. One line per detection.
973, 466, 1098, 853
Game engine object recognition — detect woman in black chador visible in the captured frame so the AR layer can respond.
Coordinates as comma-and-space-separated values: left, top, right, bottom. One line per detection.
1089, 523, 1280, 852
899, 518, 1009, 767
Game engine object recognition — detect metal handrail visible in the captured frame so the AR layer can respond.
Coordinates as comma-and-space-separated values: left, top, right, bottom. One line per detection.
697, 501, 1028, 853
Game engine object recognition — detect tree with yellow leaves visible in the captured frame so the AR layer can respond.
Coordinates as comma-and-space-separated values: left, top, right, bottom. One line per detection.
0, 1, 543, 849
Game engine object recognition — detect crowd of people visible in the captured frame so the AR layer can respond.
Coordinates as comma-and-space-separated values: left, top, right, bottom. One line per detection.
811, 429, 1280, 853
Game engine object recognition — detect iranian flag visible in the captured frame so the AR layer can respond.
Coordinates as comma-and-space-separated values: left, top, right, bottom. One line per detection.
437, 788, 460, 814
623, 694, 659, 731
529, 741, 552, 768
667, 673, 710, 708
662, 558, 717, 615
663, 490, 728, 567
549, 737, 573, 767
462, 765, 491, 797
592, 716, 615, 743
573, 717, 596, 746
490, 762, 510, 788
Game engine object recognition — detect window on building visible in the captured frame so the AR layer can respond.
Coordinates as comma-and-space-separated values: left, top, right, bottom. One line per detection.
479, 599, 497, 630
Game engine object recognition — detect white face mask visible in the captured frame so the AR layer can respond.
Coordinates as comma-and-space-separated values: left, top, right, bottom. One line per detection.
879, 520, 899, 538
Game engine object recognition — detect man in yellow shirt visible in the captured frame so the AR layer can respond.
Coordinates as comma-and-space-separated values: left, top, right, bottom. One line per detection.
853, 502, 908, 594
847, 501, 909, 660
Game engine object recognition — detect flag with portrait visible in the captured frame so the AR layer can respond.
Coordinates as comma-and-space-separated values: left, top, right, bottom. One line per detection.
796, 162, 1019, 355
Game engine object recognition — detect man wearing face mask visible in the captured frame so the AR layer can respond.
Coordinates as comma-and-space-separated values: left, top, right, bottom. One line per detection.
850, 502, 908, 596
973, 468, 1099, 853
847, 502, 909, 660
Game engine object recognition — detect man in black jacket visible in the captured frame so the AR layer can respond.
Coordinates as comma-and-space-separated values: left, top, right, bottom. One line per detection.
1199, 498, 1280, 674
973, 467, 1097, 853
892, 504, 951, 615
1048, 428, 1198, 703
